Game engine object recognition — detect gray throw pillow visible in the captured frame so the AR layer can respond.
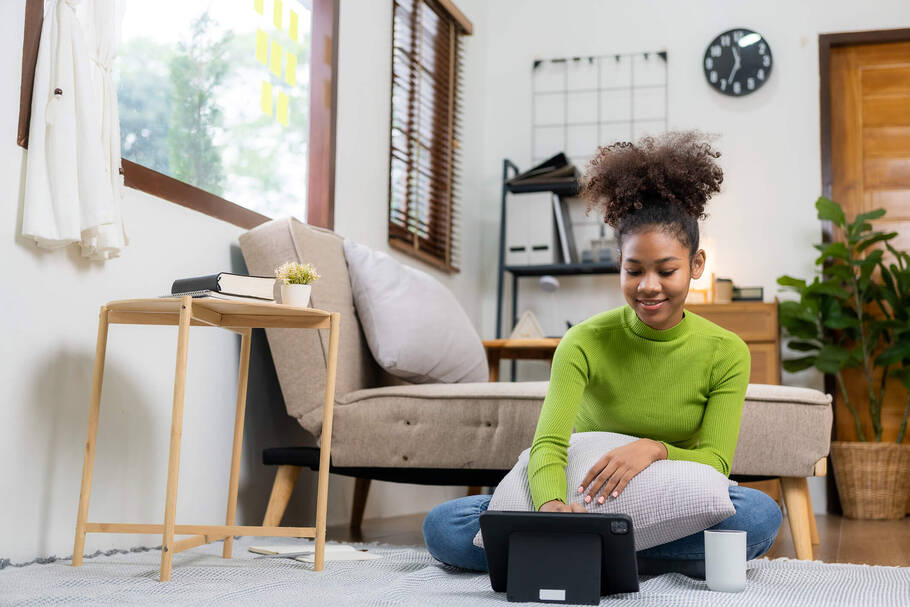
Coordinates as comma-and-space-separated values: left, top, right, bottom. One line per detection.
343, 239, 487, 384
473, 432, 736, 551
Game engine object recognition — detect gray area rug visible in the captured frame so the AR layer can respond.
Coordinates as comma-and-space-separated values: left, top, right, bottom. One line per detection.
1, 537, 908, 606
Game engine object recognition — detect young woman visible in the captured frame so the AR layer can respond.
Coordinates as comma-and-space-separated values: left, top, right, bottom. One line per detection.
422, 131, 782, 578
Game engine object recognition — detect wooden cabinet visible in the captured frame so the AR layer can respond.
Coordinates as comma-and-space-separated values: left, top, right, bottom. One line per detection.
486, 302, 783, 385
685, 301, 781, 385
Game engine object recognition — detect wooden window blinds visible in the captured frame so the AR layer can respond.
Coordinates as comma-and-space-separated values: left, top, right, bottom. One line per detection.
389, 0, 471, 273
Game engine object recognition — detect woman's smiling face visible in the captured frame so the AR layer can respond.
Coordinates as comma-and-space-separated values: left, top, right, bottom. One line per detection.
620, 228, 706, 331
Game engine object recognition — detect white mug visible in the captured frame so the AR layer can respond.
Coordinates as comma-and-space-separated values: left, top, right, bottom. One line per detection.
704, 529, 747, 592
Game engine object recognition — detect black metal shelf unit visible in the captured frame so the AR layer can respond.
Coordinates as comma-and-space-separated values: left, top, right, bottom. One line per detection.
495, 158, 620, 341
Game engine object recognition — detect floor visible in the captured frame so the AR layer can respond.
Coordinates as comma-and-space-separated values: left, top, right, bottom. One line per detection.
326, 511, 910, 567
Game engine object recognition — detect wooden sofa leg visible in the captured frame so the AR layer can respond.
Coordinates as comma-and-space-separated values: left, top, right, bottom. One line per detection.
780, 476, 814, 560
263, 465, 301, 527
803, 478, 820, 545
351, 478, 371, 530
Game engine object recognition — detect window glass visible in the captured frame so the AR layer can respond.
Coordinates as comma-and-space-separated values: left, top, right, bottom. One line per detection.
117, 0, 310, 219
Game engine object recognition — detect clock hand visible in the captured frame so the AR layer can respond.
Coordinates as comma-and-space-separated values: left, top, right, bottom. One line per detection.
729, 46, 741, 82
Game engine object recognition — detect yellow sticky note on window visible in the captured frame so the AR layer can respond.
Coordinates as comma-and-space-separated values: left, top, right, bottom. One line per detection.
269, 40, 284, 77
256, 29, 268, 65
273, 0, 283, 30
289, 10, 298, 42
285, 52, 297, 86
277, 91, 289, 126
261, 81, 273, 117
270, 40, 283, 77
254, 0, 264, 14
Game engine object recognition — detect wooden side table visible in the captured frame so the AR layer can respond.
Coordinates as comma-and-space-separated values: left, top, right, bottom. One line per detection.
72, 297, 340, 581
482, 338, 560, 382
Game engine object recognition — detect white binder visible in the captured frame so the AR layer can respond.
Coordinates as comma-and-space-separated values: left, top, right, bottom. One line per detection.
505, 194, 529, 266
506, 192, 557, 266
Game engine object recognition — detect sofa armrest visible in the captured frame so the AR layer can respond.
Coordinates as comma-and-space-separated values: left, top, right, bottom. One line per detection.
731, 384, 833, 478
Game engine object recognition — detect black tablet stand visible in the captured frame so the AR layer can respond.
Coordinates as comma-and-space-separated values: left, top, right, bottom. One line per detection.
506, 531, 602, 605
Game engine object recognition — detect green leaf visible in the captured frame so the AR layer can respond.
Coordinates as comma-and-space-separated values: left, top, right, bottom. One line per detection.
890, 366, 910, 389
851, 208, 887, 225
787, 340, 822, 352
858, 251, 884, 290
813, 242, 850, 264
824, 264, 854, 281
816, 345, 853, 374
779, 300, 818, 324
856, 231, 898, 252
877, 341, 910, 367
816, 197, 846, 227
776, 275, 807, 291
806, 280, 851, 300
847, 348, 865, 367
825, 315, 861, 330
783, 356, 817, 373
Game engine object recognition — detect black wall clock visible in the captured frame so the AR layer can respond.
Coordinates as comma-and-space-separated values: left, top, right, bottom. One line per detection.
703, 28, 772, 96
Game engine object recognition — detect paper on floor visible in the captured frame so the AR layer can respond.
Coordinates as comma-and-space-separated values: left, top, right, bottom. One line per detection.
249, 544, 357, 556
296, 552, 382, 563
249, 544, 381, 561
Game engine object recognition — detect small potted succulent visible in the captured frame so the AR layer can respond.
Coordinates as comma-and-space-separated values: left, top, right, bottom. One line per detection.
275, 261, 320, 307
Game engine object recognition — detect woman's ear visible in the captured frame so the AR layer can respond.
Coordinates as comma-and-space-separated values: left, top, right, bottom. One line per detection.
690, 249, 706, 279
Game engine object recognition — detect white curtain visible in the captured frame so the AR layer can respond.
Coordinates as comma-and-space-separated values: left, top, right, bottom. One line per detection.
22, 0, 128, 260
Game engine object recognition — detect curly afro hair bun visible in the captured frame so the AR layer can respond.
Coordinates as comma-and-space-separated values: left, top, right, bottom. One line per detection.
581, 130, 723, 227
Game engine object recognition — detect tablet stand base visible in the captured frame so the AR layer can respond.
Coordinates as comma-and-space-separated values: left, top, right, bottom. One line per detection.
506, 531, 601, 605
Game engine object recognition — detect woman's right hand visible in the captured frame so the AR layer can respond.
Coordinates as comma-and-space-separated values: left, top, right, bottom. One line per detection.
538, 499, 587, 513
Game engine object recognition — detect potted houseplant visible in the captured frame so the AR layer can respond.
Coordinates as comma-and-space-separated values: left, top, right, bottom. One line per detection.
777, 197, 910, 520
275, 261, 320, 307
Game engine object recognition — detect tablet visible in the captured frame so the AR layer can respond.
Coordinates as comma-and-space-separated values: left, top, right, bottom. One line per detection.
479, 510, 639, 601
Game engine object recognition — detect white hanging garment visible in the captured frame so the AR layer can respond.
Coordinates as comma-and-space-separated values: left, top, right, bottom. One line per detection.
80, 0, 127, 260
21, 0, 124, 259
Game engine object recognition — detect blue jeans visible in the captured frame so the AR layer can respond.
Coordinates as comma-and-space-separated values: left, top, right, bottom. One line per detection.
422, 486, 782, 573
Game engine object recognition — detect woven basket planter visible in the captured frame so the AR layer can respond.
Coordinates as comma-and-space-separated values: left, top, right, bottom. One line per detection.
831, 441, 910, 520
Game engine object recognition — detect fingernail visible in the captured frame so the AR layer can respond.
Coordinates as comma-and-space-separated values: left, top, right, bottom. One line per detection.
584, 495, 591, 503
598, 496, 605, 504
577, 486, 583, 494
612, 491, 618, 498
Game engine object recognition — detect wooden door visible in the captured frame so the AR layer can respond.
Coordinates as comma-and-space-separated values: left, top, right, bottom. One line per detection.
829, 41, 910, 510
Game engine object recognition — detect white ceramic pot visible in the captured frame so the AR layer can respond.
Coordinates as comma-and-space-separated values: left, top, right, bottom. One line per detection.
280, 283, 311, 307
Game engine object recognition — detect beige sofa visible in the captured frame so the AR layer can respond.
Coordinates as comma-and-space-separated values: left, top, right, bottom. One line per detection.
238, 217, 833, 559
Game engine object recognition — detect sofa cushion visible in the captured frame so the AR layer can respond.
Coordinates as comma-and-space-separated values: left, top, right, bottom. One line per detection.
328, 381, 550, 467
239, 218, 383, 438
342, 239, 487, 384
326, 381, 833, 477
472, 431, 736, 551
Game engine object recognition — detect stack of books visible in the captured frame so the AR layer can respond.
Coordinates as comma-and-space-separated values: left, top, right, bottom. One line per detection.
165, 272, 276, 302
732, 286, 763, 301
506, 152, 579, 192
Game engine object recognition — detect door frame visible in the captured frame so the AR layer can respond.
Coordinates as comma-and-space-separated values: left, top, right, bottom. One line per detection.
818, 27, 910, 514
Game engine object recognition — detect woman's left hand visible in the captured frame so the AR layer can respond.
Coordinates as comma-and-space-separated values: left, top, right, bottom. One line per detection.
577, 439, 668, 504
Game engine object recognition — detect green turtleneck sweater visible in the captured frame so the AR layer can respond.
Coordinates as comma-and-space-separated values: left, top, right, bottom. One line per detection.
528, 305, 751, 511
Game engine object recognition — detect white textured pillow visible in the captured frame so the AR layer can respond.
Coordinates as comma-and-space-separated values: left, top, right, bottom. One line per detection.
343, 239, 487, 384
473, 432, 736, 551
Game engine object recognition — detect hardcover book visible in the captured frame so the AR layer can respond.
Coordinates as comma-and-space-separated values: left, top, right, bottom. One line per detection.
171, 272, 275, 301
